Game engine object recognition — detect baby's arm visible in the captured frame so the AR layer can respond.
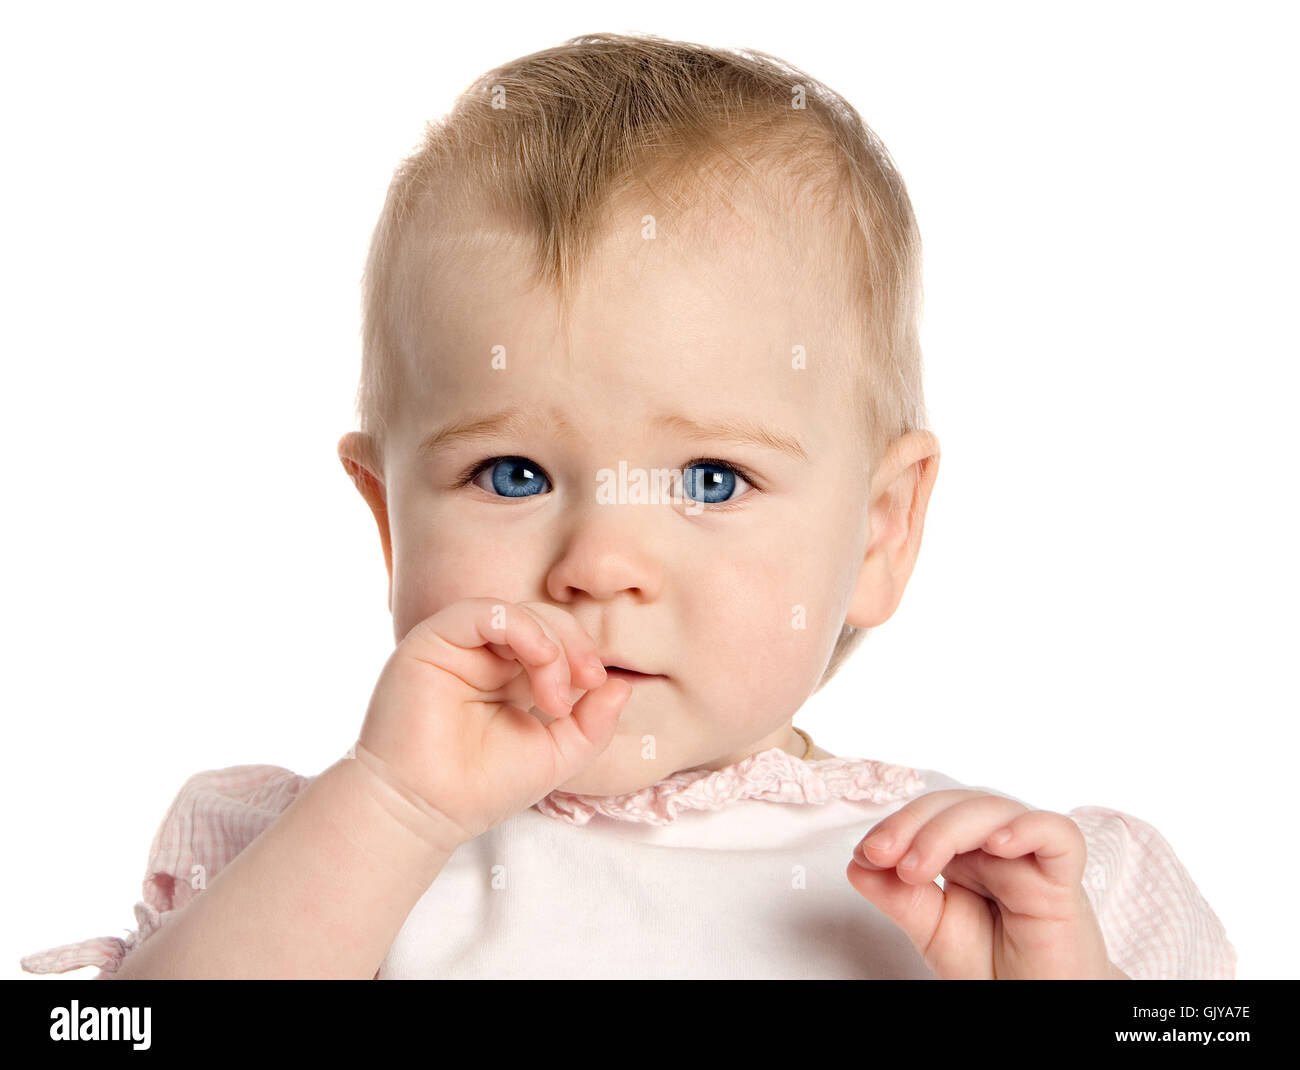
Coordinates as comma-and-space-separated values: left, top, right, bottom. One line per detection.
111, 752, 460, 979
111, 597, 625, 978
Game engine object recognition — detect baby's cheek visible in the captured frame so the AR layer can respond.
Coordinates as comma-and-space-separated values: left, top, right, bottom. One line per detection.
391, 531, 538, 639
692, 559, 836, 718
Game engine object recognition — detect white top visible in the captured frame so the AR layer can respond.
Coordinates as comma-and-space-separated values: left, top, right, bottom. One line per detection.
388, 787, 938, 979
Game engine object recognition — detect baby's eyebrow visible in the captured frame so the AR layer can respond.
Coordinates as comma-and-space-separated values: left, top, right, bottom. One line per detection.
417, 406, 808, 463
417, 406, 573, 459
653, 412, 809, 463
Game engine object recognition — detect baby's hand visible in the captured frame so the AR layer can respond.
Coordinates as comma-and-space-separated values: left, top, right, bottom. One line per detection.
353, 598, 632, 854
845, 790, 1126, 979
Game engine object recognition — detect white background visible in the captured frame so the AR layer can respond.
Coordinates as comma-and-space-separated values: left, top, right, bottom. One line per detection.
4, 0, 1295, 980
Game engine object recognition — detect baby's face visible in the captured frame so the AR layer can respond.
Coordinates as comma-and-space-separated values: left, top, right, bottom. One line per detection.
352, 190, 886, 795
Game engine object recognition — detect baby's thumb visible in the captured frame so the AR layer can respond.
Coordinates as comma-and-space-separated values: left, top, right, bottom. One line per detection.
845, 861, 995, 978
845, 861, 945, 957
544, 677, 632, 783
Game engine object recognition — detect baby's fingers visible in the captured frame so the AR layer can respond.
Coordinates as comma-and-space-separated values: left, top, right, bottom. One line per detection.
404, 598, 560, 699
979, 810, 1088, 888
896, 796, 1031, 884
479, 603, 578, 720
511, 600, 610, 709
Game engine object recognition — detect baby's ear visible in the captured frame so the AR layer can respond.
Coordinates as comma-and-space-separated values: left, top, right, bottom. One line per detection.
337, 431, 384, 495
337, 432, 393, 605
845, 431, 940, 629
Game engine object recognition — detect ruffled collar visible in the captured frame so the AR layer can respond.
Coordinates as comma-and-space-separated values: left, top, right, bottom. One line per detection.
533, 744, 925, 826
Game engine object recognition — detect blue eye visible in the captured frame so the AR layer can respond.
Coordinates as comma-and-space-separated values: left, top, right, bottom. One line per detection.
681, 460, 752, 505
466, 456, 551, 498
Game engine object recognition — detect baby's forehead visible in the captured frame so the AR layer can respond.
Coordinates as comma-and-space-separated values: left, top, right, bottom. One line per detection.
413, 230, 850, 386
392, 165, 861, 430
413, 188, 853, 341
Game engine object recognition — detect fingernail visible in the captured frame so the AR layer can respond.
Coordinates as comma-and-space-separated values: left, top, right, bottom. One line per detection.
863, 831, 893, 851
587, 658, 607, 681
990, 828, 1012, 844
899, 849, 920, 869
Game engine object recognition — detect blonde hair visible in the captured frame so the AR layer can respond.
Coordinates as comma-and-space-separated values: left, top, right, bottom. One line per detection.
351, 31, 929, 690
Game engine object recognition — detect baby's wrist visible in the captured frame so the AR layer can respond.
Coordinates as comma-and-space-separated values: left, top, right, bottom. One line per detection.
344, 741, 468, 858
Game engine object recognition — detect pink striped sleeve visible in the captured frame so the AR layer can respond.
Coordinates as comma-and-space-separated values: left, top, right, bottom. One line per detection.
1068, 805, 1236, 980
19, 764, 310, 979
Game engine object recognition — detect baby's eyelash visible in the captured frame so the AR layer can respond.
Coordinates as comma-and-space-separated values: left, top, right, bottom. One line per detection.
454, 456, 524, 487
683, 457, 761, 492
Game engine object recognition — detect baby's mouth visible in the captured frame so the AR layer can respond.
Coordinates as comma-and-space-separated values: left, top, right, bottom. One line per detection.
602, 666, 664, 683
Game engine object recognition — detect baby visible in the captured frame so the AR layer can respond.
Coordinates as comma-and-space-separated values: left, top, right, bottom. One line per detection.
22, 32, 1234, 980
